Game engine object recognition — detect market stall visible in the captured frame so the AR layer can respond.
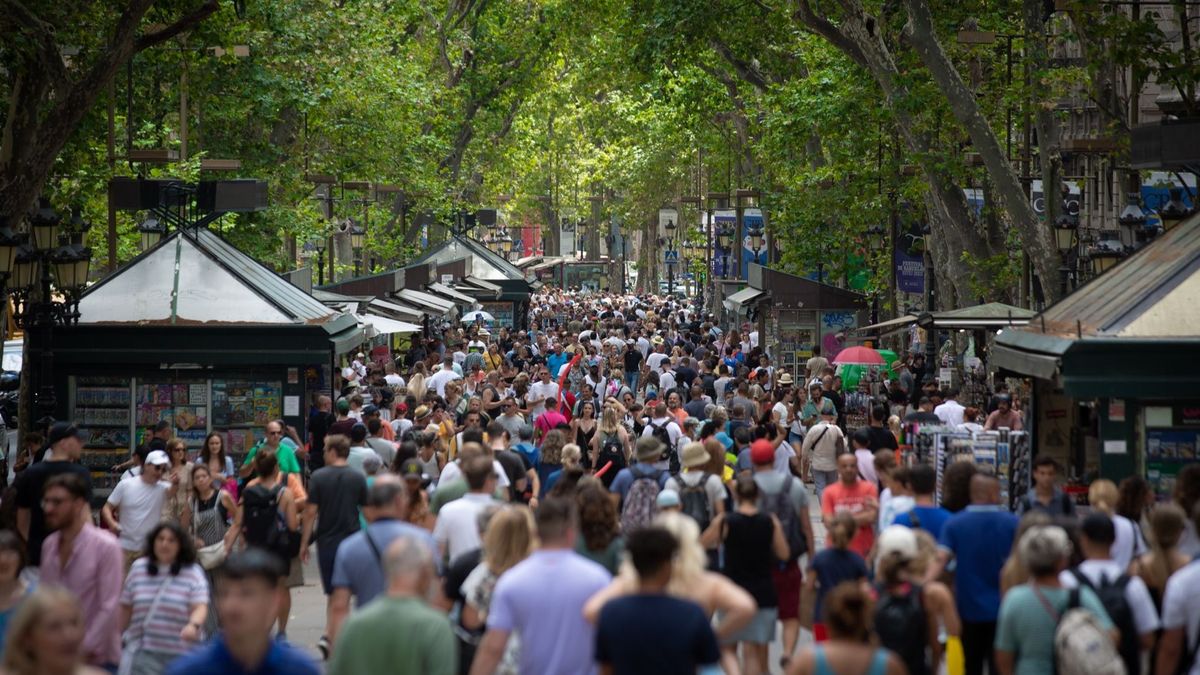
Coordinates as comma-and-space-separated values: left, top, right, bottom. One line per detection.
993, 210, 1200, 498
49, 228, 360, 491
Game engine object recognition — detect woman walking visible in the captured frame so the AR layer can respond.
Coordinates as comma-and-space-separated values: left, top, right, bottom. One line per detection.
459, 506, 537, 675
1, 586, 107, 675
188, 463, 235, 633
118, 522, 209, 675
702, 474, 789, 675
786, 582, 907, 675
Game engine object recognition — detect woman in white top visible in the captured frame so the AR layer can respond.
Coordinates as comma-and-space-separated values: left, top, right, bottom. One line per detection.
1088, 479, 1143, 569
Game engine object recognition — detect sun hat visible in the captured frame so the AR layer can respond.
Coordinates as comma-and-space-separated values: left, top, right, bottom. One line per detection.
656, 489, 681, 509
680, 441, 710, 468
876, 525, 919, 561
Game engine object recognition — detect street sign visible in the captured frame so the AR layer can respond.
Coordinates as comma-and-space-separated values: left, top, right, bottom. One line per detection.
664, 249, 680, 264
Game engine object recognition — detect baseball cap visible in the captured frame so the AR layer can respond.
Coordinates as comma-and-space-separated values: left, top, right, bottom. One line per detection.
362, 404, 380, 416
335, 398, 351, 413
399, 458, 425, 480
48, 422, 86, 446
145, 450, 171, 466
749, 439, 775, 465
876, 525, 919, 561
656, 489, 681, 509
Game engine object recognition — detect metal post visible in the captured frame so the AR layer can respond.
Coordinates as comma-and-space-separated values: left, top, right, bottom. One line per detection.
317, 250, 325, 285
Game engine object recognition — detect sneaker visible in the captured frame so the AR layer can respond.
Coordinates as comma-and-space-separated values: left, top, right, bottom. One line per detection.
317, 635, 330, 661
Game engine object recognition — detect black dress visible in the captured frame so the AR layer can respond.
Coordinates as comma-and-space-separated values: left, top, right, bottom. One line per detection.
721, 511, 778, 608
576, 423, 597, 470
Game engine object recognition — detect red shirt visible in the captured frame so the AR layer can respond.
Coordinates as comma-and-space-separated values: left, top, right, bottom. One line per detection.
821, 480, 879, 557
536, 410, 568, 437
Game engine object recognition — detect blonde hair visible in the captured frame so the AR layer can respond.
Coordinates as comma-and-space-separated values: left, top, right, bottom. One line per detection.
3, 586, 84, 674
640, 512, 707, 595
407, 372, 426, 401
561, 443, 582, 469
1088, 479, 1119, 515
484, 506, 536, 576
599, 404, 622, 435
1001, 511, 1052, 592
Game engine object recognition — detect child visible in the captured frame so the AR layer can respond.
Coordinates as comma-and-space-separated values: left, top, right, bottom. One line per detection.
806, 513, 869, 641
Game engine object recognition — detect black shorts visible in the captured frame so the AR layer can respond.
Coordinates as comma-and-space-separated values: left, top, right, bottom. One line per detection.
318, 540, 340, 595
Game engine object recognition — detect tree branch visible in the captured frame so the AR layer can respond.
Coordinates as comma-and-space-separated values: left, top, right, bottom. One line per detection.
134, 0, 220, 52
792, 0, 868, 67
1, 0, 69, 87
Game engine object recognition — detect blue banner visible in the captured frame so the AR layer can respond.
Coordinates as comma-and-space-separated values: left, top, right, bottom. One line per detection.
741, 209, 769, 279
895, 244, 924, 294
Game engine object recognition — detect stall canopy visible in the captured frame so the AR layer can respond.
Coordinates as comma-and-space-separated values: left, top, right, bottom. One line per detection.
859, 303, 1033, 335
455, 276, 502, 299
394, 287, 456, 317
993, 210, 1200, 397
64, 228, 362, 362
723, 287, 769, 312
356, 313, 423, 336
367, 298, 425, 323
427, 282, 478, 307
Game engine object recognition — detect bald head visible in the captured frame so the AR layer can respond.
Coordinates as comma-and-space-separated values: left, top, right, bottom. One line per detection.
969, 473, 1001, 505
384, 536, 435, 595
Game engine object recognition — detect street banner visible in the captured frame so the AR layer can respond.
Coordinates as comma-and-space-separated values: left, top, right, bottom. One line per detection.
712, 209, 735, 278
560, 219, 576, 257
1030, 180, 1083, 220
741, 208, 769, 279
895, 242, 924, 294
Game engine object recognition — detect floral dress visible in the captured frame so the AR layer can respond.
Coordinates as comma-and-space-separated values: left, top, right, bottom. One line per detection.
461, 563, 521, 675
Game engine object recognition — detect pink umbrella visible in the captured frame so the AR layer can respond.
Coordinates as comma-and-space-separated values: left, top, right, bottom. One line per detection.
832, 346, 886, 366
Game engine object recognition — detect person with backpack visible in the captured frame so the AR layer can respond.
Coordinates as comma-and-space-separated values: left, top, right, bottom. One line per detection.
226, 448, 299, 641
663, 442, 725, 534
873, 525, 961, 675
702, 474, 789, 675
1018, 457, 1077, 519
1157, 504, 1200, 675
995, 524, 1118, 675
640, 402, 684, 474
749, 438, 814, 669
612, 438, 671, 533
1060, 513, 1159, 675
590, 403, 631, 489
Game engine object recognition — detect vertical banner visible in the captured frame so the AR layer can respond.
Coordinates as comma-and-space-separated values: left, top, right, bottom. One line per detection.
560, 220, 576, 258
741, 208, 769, 279
712, 209, 736, 278
895, 244, 925, 294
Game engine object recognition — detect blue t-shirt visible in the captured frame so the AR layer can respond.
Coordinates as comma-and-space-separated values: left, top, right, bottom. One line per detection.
939, 506, 1019, 622
608, 464, 670, 506
595, 593, 720, 675
808, 548, 869, 622
512, 442, 539, 471
331, 520, 438, 606
166, 637, 320, 675
894, 505, 953, 540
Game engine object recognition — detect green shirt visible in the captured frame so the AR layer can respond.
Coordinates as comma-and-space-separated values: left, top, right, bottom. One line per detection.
328, 596, 456, 675
995, 584, 1113, 675
241, 439, 302, 475
430, 478, 469, 515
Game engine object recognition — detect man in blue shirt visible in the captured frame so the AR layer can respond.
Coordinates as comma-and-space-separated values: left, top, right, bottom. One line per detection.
932, 473, 1018, 675
328, 476, 436, 646
167, 550, 319, 675
893, 464, 952, 539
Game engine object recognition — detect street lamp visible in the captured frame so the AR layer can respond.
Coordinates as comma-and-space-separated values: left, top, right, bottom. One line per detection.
349, 219, 366, 274
11, 199, 94, 431
1118, 192, 1148, 249
1053, 210, 1077, 255
0, 221, 21, 281
1159, 187, 1193, 232
138, 215, 166, 251
866, 224, 887, 253
313, 234, 328, 285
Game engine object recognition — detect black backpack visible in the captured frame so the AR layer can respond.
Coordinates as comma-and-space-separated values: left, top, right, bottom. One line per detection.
675, 472, 713, 531
757, 475, 807, 560
648, 421, 680, 473
874, 584, 929, 675
1070, 570, 1140, 675
596, 432, 626, 488
241, 483, 299, 561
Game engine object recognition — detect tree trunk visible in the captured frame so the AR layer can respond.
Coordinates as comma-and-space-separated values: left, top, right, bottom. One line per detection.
901, 0, 1061, 303
795, 0, 1002, 299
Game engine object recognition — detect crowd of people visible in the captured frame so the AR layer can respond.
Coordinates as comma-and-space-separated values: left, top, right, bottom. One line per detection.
0, 288, 1198, 675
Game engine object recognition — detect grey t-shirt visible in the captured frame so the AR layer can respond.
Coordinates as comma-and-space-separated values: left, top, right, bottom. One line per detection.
753, 471, 809, 515
308, 465, 368, 549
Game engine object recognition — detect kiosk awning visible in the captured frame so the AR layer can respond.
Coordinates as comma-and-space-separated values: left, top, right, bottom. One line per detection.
357, 313, 423, 336
427, 282, 478, 306
394, 288, 455, 317
724, 287, 767, 311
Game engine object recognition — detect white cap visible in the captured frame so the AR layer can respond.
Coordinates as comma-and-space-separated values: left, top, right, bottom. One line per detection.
876, 525, 918, 562
145, 450, 171, 466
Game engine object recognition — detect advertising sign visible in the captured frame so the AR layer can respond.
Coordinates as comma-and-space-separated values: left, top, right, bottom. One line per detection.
741, 208, 769, 280
712, 209, 736, 278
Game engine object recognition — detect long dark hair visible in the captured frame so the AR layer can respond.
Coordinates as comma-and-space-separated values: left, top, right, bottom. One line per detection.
144, 521, 197, 576
200, 432, 226, 470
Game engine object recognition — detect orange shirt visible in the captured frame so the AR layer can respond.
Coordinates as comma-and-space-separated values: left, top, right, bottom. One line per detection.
821, 480, 879, 557
670, 406, 689, 427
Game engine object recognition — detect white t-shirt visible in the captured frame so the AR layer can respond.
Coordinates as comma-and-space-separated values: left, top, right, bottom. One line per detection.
663, 472, 726, 521
934, 400, 966, 427
1110, 513, 1142, 570
433, 493, 498, 561
641, 417, 683, 450
528, 380, 559, 419
772, 402, 789, 424
659, 371, 677, 392
1162, 561, 1200, 675
427, 369, 462, 398
392, 417, 414, 438
1060, 559, 1160, 637
774, 440, 796, 475
106, 476, 171, 551
646, 352, 668, 371
436, 459, 510, 491
384, 373, 405, 388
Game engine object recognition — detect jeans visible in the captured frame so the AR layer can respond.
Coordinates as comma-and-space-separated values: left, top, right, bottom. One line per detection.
961, 620, 997, 675
812, 469, 838, 501
624, 372, 639, 393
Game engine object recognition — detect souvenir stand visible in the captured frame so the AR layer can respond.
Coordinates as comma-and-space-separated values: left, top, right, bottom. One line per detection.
902, 423, 1030, 511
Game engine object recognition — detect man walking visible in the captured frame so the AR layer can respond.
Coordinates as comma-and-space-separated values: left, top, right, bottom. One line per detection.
470, 497, 611, 675
801, 409, 845, 498
433, 456, 500, 562
328, 476, 437, 645
328, 537, 456, 675
934, 387, 966, 427
39, 473, 123, 670
934, 474, 1018, 675
101, 449, 176, 572
821, 452, 878, 559
1018, 457, 1076, 518
14, 421, 92, 571
299, 434, 369, 660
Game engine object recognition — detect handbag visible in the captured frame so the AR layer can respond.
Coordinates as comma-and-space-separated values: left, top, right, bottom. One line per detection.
192, 498, 228, 571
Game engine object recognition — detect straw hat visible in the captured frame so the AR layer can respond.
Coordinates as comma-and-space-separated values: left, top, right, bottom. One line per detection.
680, 441, 710, 469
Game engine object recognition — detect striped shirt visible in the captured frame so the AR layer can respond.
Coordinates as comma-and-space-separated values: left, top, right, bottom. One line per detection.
119, 558, 208, 655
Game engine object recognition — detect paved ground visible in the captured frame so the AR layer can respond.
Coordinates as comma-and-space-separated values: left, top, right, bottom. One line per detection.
286, 485, 829, 674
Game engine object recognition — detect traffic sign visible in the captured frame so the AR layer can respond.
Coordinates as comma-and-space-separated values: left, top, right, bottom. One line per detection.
664, 249, 680, 264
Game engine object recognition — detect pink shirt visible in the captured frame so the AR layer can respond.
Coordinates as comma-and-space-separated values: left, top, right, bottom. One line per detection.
535, 410, 567, 437
821, 480, 879, 558
40, 523, 124, 666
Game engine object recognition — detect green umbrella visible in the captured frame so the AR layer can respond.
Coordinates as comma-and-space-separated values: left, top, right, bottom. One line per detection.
839, 348, 899, 390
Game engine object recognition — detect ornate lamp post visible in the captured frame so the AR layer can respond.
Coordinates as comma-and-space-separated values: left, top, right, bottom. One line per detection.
12, 199, 93, 431
1159, 187, 1193, 232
